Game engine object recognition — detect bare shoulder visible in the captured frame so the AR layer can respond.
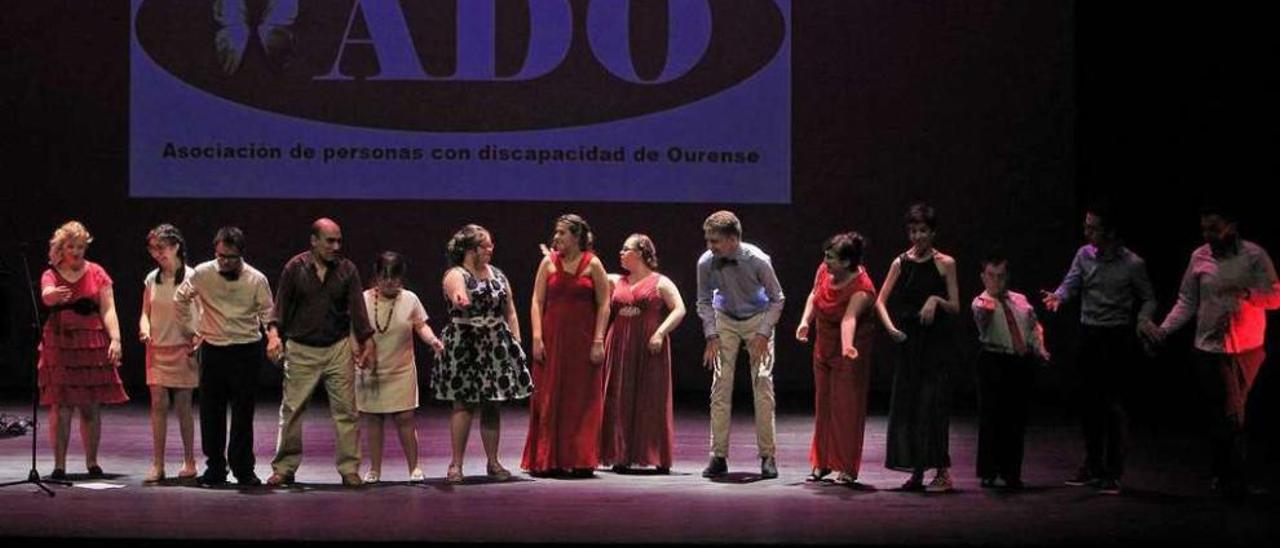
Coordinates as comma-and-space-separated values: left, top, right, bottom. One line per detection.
933, 252, 957, 272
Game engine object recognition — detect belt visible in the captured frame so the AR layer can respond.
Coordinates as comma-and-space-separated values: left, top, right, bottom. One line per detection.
617, 306, 642, 317
451, 316, 505, 327
981, 345, 1029, 358
718, 310, 760, 322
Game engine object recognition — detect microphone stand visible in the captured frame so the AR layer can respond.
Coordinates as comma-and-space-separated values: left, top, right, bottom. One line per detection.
0, 229, 71, 496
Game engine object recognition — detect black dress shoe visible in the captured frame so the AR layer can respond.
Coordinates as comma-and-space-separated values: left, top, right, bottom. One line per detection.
655, 466, 671, 475
236, 474, 263, 486
760, 457, 778, 479
611, 464, 629, 474
86, 465, 105, 478
48, 469, 67, 481
198, 472, 228, 486
702, 457, 728, 478
569, 468, 595, 478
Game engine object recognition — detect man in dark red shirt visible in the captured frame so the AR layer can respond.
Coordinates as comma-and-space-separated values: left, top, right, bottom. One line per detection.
266, 218, 376, 487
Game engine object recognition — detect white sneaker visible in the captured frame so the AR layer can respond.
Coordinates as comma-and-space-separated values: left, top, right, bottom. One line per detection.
363, 470, 380, 484
409, 468, 426, 483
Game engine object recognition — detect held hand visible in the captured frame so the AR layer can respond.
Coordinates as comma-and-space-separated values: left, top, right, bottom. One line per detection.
647, 332, 664, 354
1137, 319, 1165, 345
590, 340, 605, 365
888, 328, 908, 343
189, 334, 203, 356
360, 339, 377, 370
841, 344, 859, 360
139, 330, 150, 344
266, 334, 283, 364
1040, 290, 1061, 312
107, 339, 122, 367
919, 299, 937, 325
428, 337, 446, 355
974, 295, 997, 311
532, 337, 545, 363
702, 338, 720, 371
795, 323, 810, 343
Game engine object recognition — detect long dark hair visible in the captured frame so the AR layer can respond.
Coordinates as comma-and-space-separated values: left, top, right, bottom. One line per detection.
555, 213, 594, 251
147, 224, 188, 285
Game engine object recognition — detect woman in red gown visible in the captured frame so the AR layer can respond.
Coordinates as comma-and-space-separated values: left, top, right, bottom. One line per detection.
38, 221, 130, 480
522, 214, 612, 477
600, 234, 686, 473
795, 232, 877, 486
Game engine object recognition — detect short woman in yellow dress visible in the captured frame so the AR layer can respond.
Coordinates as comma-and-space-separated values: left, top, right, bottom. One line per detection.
357, 252, 444, 483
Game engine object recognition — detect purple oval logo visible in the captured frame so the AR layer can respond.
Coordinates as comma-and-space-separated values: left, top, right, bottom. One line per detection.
134, 0, 787, 132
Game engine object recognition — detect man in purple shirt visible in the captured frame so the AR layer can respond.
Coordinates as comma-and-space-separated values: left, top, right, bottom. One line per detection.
266, 218, 376, 487
696, 211, 785, 479
1042, 202, 1157, 495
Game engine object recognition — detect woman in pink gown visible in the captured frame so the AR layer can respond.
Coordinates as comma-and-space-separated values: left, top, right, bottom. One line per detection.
522, 214, 612, 477
600, 234, 686, 473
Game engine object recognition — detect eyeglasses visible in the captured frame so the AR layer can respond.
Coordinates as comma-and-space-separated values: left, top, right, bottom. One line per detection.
216, 253, 242, 261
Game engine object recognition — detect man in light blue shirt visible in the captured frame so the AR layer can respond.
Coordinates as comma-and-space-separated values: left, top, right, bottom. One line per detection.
696, 211, 785, 479
1042, 202, 1156, 495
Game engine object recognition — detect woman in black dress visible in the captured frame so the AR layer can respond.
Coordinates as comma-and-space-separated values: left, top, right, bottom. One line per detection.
875, 203, 961, 492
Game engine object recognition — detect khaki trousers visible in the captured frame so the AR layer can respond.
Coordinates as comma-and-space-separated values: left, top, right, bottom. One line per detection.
270, 338, 360, 476
709, 312, 776, 458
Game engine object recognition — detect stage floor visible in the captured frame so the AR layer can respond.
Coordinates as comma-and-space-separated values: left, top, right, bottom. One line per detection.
0, 400, 1275, 545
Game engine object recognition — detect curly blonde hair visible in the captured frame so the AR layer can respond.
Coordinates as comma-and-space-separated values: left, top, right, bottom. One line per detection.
48, 221, 93, 266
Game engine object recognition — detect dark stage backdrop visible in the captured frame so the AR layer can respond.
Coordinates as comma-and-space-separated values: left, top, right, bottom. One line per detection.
2, 1, 1273, 434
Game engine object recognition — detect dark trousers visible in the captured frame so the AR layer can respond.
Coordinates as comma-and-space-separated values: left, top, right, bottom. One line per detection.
1077, 325, 1135, 480
1195, 348, 1265, 485
199, 340, 264, 480
976, 350, 1034, 481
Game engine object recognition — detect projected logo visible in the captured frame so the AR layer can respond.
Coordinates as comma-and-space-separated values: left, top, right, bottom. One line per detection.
130, 0, 791, 203
135, 0, 785, 131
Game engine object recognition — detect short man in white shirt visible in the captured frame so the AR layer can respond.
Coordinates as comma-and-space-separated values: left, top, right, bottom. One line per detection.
972, 254, 1049, 490
175, 226, 280, 486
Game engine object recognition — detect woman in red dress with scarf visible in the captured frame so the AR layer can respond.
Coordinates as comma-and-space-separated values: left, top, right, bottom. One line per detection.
796, 232, 877, 485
